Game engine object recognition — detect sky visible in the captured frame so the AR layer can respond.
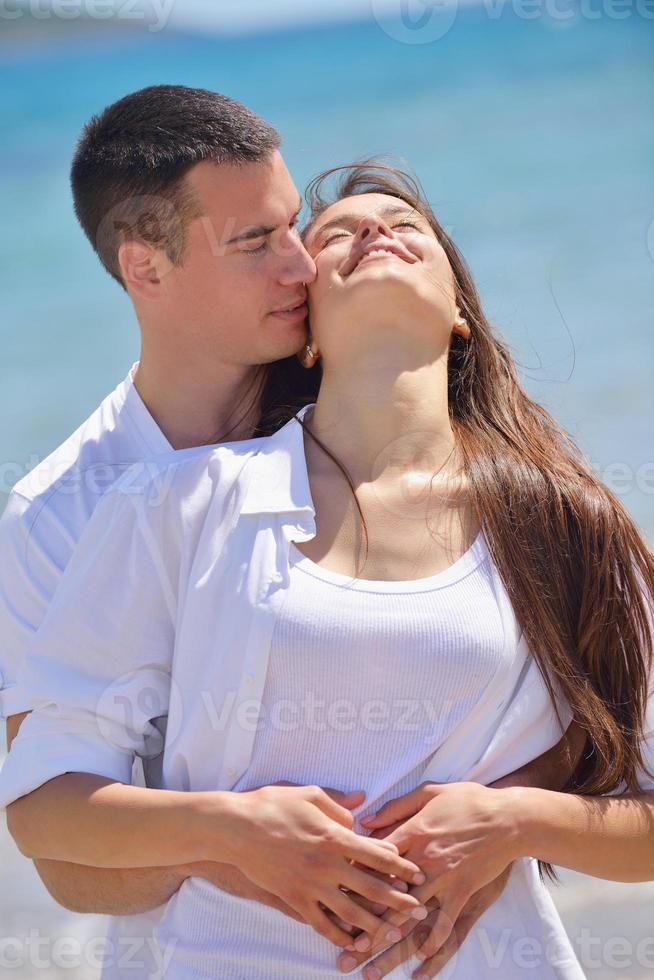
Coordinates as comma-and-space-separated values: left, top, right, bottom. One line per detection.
165, 0, 408, 34
6, 0, 473, 40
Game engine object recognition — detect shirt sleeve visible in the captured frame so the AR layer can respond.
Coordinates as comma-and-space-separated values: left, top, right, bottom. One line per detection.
0, 483, 177, 811
0, 491, 76, 719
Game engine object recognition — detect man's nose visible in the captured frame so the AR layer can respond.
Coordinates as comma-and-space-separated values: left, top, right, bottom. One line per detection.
279, 233, 317, 287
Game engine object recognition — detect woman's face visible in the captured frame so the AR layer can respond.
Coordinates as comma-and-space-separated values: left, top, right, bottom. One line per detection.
303, 192, 459, 365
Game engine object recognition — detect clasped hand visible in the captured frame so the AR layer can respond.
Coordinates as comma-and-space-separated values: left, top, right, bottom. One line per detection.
338, 780, 520, 977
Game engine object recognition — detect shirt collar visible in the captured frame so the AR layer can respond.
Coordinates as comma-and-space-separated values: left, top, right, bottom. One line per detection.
240, 402, 317, 531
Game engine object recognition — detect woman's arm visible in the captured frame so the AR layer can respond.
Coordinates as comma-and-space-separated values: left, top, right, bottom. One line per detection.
509, 785, 654, 882
6, 772, 239, 867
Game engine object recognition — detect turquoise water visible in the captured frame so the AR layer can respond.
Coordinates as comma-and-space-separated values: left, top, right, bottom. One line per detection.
1, 11, 653, 535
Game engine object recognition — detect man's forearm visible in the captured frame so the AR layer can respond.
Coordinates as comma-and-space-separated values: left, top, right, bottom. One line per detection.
489, 719, 588, 791
32, 858, 188, 915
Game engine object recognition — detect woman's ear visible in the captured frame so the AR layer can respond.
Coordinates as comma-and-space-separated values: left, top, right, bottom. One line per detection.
453, 307, 471, 340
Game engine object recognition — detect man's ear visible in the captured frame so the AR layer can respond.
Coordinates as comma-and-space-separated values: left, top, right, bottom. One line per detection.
117, 241, 173, 299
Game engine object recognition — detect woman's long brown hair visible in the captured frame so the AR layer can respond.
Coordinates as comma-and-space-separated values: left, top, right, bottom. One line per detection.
255, 160, 654, 882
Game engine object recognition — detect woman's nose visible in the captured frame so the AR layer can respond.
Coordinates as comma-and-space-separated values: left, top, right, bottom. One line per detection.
355, 214, 394, 242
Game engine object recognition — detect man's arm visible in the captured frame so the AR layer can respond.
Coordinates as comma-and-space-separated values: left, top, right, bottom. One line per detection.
489, 718, 588, 791
6, 711, 304, 917
6, 711, 194, 914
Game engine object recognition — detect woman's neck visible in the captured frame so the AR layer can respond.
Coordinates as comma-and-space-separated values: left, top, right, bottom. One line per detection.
307, 354, 457, 486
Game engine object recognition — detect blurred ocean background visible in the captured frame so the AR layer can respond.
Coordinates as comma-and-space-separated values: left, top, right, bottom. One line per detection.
1, 3, 653, 977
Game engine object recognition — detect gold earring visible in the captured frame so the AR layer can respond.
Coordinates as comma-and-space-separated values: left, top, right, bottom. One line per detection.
453, 312, 470, 338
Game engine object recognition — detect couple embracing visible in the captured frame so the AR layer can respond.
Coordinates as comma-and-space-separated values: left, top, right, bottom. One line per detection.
1, 84, 653, 980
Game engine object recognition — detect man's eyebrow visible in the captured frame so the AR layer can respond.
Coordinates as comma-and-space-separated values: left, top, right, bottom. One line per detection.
312, 204, 419, 238
226, 198, 303, 245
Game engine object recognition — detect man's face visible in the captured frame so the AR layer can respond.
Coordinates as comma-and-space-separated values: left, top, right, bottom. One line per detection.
161, 151, 316, 367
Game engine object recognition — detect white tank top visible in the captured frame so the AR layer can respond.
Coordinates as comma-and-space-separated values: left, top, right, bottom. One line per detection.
154, 529, 583, 979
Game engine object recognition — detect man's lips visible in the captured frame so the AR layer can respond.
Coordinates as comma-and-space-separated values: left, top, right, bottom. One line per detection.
268, 300, 308, 322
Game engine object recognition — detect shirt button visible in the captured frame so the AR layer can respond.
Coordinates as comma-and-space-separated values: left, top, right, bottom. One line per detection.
225, 766, 236, 776
244, 673, 255, 686
270, 571, 284, 584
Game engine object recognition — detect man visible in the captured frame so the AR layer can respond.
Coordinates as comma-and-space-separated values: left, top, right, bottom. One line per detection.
1, 84, 585, 980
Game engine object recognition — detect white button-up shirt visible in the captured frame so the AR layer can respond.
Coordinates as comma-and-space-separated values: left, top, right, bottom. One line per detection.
0, 402, 587, 812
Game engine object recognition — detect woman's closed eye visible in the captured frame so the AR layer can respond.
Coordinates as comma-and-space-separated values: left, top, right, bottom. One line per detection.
320, 221, 421, 251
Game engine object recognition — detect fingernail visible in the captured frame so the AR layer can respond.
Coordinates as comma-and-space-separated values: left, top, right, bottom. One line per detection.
415, 947, 429, 960
338, 954, 357, 971
391, 879, 408, 892
364, 968, 382, 980
412, 872, 426, 885
372, 902, 387, 914
386, 927, 403, 942
354, 935, 371, 952
411, 906, 428, 920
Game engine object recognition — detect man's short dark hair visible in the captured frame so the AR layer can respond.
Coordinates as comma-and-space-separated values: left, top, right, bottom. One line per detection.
71, 84, 281, 288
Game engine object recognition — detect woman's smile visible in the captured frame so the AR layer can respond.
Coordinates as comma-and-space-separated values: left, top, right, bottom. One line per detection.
354, 247, 411, 271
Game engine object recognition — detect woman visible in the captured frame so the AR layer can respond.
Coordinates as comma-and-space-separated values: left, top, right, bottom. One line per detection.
2, 161, 653, 980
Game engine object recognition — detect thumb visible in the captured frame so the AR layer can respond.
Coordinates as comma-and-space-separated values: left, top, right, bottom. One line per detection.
360, 784, 435, 828
315, 786, 365, 830
321, 786, 367, 810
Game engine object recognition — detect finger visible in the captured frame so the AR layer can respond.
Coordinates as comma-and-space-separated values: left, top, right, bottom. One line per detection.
410, 917, 464, 979
345, 836, 425, 885
412, 884, 501, 978
344, 867, 427, 920
338, 884, 390, 917
310, 787, 364, 828
322, 786, 367, 809
322, 906, 358, 935
368, 819, 406, 839
369, 879, 435, 939
369, 914, 439, 978
325, 888, 375, 923
360, 783, 439, 829
336, 909, 438, 976
413, 900, 463, 963
303, 901, 361, 948
345, 863, 410, 893
325, 890, 398, 943
360, 793, 421, 829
